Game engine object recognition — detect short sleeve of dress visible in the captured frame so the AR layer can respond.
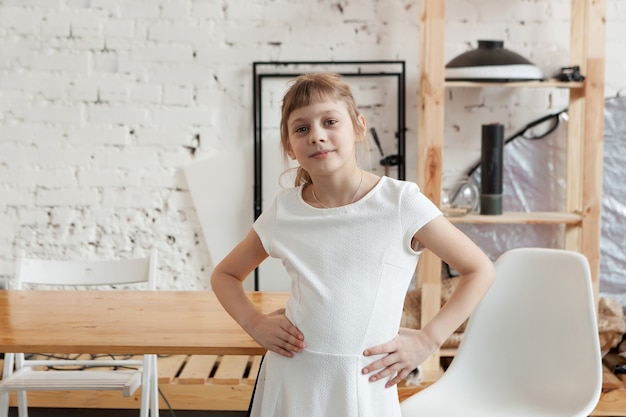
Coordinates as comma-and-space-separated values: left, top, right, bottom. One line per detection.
252, 206, 276, 257
400, 182, 442, 253
252, 191, 284, 257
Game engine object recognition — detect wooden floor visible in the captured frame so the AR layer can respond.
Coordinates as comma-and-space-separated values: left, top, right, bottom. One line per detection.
7, 409, 245, 417
3, 354, 260, 412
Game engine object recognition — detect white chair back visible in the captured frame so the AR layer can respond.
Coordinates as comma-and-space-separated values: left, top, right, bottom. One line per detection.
401, 248, 602, 417
1, 249, 160, 417
15, 249, 157, 289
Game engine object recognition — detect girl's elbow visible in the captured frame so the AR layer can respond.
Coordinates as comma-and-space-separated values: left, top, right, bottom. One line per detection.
210, 266, 228, 290
482, 259, 496, 288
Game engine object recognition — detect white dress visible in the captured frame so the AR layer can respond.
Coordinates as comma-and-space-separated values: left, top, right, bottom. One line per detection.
251, 176, 441, 417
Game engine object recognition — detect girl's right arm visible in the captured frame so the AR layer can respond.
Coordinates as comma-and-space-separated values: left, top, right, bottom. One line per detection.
210, 228, 305, 357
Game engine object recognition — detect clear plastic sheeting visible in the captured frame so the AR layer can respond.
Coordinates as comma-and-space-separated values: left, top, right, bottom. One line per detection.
599, 97, 626, 311
449, 97, 626, 311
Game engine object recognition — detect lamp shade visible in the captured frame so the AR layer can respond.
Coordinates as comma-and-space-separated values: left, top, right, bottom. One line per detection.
445, 40, 543, 82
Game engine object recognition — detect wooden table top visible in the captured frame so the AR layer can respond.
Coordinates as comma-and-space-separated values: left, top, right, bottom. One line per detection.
0, 290, 289, 355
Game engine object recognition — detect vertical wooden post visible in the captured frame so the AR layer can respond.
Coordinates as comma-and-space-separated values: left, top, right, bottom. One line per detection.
568, 0, 605, 302
580, 0, 606, 301
564, 0, 586, 252
416, 0, 445, 381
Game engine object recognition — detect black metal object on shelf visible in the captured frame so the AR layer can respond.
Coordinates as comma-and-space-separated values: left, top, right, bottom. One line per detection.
370, 127, 401, 177
480, 123, 504, 215
557, 65, 585, 82
445, 40, 543, 82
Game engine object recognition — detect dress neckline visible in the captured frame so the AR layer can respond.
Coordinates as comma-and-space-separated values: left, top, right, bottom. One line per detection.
299, 175, 387, 210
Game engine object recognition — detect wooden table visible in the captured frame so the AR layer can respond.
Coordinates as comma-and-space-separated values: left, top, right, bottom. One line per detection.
0, 290, 289, 355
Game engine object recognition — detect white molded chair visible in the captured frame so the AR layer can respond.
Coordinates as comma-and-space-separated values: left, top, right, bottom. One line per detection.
401, 248, 602, 417
0, 249, 160, 417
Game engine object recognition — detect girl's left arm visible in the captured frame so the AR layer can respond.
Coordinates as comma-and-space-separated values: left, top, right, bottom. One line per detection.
361, 215, 495, 387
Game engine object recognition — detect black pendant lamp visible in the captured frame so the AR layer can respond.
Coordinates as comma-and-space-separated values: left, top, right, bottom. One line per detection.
445, 40, 543, 82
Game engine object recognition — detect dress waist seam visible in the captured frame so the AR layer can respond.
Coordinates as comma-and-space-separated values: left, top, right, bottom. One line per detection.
302, 347, 363, 358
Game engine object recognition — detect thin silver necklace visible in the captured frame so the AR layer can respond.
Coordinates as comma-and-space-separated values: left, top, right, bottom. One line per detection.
311, 170, 364, 209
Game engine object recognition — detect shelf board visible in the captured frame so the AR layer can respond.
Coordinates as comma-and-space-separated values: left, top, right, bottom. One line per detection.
445, 79, 584, 89
445, 211, 582, 225
440, 348, 458, 357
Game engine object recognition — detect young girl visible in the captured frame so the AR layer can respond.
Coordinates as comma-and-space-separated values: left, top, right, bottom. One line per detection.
211, 72, 494, 417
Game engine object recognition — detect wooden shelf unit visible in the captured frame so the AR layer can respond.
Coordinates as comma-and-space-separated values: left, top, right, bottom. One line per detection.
445, 80, 584, 89
446, 211, 582, 225
416, 0, 606, 382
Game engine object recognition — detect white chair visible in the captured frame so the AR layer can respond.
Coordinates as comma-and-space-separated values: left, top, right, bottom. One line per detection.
0, 249, 160, 417
401, 247, 602, 417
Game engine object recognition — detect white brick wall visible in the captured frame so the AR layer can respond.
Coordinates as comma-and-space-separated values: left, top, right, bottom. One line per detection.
0, 0, 624, 289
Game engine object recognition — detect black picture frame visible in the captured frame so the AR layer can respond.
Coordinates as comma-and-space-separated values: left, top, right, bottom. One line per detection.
252, 60, 406, 290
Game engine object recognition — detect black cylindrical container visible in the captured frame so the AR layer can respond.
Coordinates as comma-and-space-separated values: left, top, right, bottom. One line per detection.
480, 123, 504, 215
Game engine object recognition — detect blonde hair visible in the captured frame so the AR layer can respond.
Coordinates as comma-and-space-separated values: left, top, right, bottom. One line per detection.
280, 72, 366, 186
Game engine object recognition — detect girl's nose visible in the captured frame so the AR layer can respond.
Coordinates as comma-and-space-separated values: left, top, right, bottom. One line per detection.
309, 126, 326, 144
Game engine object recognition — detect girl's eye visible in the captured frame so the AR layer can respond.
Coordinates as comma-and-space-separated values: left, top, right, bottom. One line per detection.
325, 119, 337, 126
295, 126, 308, 133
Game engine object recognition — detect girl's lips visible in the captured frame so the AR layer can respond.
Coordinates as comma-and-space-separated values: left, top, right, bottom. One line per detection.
310, 150, 333, 159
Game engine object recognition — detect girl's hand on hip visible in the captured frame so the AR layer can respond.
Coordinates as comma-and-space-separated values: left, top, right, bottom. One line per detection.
361, 327, 435, 388
249, 308, 305, 358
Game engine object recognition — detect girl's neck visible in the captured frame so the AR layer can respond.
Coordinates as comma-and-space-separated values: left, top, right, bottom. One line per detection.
309, 168, 369, 208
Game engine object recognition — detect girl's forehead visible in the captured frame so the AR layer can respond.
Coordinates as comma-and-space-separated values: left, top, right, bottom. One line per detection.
289, 98, 348, 116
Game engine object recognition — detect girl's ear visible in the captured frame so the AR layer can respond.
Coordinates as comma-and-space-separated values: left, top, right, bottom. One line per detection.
286, 143, 296, 160
355, 114, 367, 143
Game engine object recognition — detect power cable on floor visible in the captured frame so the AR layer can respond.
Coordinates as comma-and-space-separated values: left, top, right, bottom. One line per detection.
159, 386, 178, 417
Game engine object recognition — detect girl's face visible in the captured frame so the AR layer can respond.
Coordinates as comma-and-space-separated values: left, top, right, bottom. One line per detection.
285, 99, 365, 178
